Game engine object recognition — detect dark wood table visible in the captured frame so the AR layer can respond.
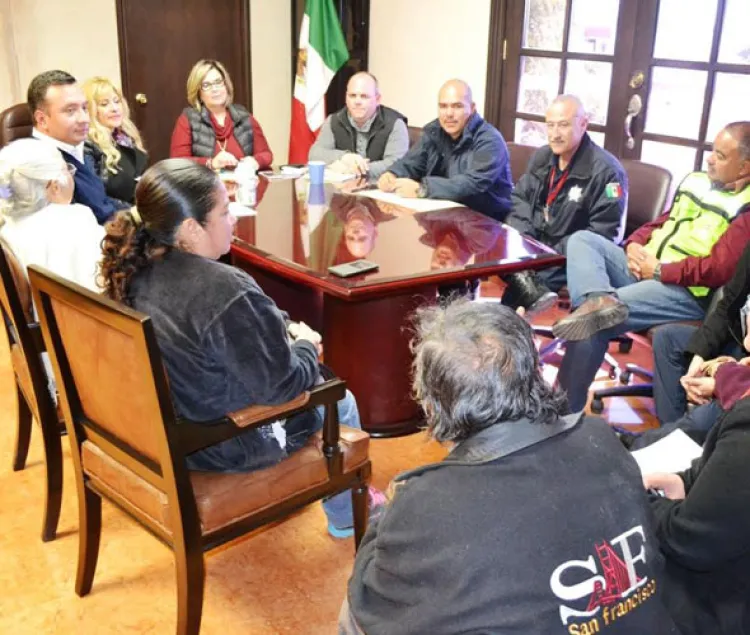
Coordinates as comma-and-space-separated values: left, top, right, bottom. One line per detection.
230, 179, 564, 437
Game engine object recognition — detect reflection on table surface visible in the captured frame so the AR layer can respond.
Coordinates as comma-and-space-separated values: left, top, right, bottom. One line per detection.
232, 178, 560, 287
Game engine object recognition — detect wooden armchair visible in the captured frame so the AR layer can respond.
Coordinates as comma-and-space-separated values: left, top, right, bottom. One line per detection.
28, 265, 373, 635
0, 243, 64, 541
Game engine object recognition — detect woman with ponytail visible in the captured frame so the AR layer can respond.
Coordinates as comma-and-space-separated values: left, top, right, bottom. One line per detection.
100, 158, 383, 538
0, 138, 104, 292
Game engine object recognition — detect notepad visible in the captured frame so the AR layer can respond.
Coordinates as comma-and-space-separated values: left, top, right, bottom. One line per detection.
631, 429, 703, 475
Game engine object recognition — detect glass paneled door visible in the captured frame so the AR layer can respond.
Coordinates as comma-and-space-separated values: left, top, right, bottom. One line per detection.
498, 0, 750, 184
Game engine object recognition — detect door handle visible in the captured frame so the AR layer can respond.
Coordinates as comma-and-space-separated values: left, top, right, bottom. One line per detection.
135, 93, 148, 105
624, 94, 642, 150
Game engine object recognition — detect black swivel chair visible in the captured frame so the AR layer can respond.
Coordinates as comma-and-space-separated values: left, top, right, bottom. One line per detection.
506, 142, 537, 183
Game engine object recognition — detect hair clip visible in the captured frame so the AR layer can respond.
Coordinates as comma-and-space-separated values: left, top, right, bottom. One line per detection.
0, 184, 12, 200
129, 206, 143, 226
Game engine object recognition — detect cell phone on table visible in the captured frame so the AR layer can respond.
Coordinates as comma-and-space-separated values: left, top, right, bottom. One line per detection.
328, 259, 379, 278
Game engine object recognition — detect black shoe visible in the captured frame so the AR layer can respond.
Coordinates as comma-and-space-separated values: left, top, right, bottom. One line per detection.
503, 270, 558, 316
552, 294, 629, 341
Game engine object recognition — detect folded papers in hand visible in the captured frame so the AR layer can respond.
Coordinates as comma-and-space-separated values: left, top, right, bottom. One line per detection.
631, 429, 703, 475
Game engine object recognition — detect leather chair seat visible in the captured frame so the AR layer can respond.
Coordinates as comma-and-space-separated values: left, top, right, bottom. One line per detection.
81, 425, 370, 537
0, 104, 33, 147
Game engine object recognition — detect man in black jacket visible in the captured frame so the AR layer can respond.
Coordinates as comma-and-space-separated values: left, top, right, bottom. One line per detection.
503, 95, 627, 313
377, 79, 513, 221
645, 394, 750, 635
341, 301, 677, 635
308, 72, 408, 179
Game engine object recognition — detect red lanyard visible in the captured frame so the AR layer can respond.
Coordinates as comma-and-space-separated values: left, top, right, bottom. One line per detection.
546, 166, 570, 209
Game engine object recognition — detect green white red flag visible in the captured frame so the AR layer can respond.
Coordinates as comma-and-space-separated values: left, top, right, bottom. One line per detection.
288, 0, 349, 164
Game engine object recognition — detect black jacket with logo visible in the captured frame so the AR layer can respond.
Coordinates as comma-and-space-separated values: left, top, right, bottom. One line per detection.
345, 415, 677, 635
506, 134, 627, 254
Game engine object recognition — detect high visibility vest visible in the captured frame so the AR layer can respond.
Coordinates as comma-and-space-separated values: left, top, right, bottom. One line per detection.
644, 172, 750, 297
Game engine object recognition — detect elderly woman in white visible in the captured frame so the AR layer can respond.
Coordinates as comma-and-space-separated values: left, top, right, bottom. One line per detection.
0, 138, 104, 291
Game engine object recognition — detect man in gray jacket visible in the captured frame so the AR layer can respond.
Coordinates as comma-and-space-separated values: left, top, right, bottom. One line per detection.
308, 72, 408, 179
378, 79, 512, 221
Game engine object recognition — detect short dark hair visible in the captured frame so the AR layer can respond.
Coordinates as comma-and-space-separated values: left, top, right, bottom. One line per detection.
725, 121, 750, 161
27, 70, 77, 117
411, 299, 567, 443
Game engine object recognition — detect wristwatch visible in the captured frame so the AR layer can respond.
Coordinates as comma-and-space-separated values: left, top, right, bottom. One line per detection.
417, 183, 428, 198
653, 263, 662, 281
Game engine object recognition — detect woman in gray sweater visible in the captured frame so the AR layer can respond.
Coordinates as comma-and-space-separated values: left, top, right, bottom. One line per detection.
98, 158, 382, 537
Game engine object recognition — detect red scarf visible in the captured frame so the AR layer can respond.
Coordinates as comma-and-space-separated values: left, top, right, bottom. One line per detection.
209, 111, 234, 143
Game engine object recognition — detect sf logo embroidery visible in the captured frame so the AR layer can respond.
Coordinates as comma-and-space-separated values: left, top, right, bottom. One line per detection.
549, 525, 658, 633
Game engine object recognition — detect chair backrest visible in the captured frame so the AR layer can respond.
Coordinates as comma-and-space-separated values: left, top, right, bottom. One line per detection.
407, 126, 422, 149
27, 264, 184, 489
0, 104, 33, 148
506, 142, 537, 184
621, 159, 672, 238
0, 243, 55, 423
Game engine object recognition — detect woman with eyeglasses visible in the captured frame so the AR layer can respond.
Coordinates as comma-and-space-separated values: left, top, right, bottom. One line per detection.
82, 77, 148, 205
0, 138, 104, 291
169, 59, 273, 172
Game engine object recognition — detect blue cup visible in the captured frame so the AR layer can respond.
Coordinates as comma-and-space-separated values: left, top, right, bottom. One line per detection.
308, 160, 325, 185
308, 181, 325, 205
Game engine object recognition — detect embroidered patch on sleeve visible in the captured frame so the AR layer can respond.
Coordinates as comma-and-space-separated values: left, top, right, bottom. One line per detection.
605, 182, 623, 199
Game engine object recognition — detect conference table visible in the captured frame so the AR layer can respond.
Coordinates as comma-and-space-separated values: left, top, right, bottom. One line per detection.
230, 178, 564, 437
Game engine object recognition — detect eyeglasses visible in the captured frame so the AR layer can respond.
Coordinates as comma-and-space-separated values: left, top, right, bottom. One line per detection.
65, 163, 77, 177
201, 78, 225, 91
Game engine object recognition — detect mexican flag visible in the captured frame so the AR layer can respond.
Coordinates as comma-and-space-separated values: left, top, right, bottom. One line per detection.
288, 0, 349, 165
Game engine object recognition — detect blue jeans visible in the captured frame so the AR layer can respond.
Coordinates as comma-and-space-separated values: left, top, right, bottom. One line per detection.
630, 401, 724, 449
652, 324, 697, 424
186, 390, 363, 529
558, 231, 707, 412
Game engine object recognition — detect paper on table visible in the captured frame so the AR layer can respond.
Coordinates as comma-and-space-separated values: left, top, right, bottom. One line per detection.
259, 170, 296, 181
631, 429, 703, 475
353, 188, 466, 212
228, 201, 256, 217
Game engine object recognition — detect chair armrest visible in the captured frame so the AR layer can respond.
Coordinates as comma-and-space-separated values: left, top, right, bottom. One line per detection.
27, 322, 46, 353
228, 392, 310, 427
175, 378, 347, 455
